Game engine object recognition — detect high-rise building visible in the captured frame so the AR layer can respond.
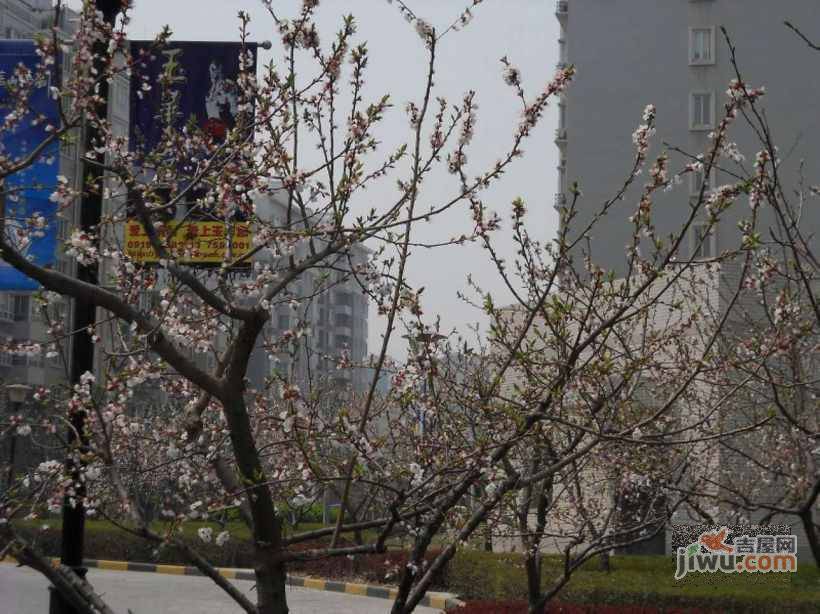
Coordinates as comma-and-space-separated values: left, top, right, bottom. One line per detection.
1, 1, 129, 392
555, 0, 820, 273
247, 188, 370, 397
1, 1, 81, 392
555, 0, 820, 558
0, 0, 69, 40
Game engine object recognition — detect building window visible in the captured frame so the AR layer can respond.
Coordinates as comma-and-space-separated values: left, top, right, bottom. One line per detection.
13, 295, 30, 321
0, 295, 13, 321
689, 28, 715, 65
334, 291, 352, 307
57, 217, 71, 240
690, 92, 714, 130
691, 223, 715, 259
277, 314, 290, 330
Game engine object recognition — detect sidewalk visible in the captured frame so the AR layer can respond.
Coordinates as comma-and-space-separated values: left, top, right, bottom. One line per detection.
0, 557, 461, 612
0, 564, 450, 613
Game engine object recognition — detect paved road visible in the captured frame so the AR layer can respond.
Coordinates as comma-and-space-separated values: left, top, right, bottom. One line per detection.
0, 565, 441, 614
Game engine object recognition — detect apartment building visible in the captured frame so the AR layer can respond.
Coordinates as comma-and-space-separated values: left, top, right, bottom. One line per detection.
1, 1, 80, 393
1, 1, 130, 397
554, 1, 820, 557
247, 188, 370, 397
555, 0, 820, 273
0, 0, 67, 39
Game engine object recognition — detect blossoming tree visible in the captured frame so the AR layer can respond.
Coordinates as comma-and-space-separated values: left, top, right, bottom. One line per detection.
0, 3, 808, 614
668, 27, 820, 567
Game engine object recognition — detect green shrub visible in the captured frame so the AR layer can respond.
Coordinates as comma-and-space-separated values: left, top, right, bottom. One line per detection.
12, 521, 257, 568
446, 549, 819, 613
446, 550, 531, 600
7, 521, 446, 589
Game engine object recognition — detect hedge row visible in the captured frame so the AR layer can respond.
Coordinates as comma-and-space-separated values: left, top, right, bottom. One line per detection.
446, 602, 713, 614
444, 550, 819, 614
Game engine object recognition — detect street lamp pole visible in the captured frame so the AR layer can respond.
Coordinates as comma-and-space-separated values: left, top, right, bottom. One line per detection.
49, 2, 123, 613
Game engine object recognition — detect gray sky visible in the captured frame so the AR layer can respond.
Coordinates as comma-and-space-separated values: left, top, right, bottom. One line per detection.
67, 0, 561, 356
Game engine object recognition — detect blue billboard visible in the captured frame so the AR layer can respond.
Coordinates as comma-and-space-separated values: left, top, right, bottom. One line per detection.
0, 40, 60, 290
129, 41, 258, 154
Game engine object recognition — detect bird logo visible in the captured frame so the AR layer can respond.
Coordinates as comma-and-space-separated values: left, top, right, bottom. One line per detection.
698, 527, 734, 554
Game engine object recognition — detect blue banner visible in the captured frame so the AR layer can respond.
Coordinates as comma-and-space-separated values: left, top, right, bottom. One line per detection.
0, 40, 59, 290
129, 41, 257, 153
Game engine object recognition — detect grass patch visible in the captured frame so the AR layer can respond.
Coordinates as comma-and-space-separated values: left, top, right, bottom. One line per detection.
446, 550, 819, 613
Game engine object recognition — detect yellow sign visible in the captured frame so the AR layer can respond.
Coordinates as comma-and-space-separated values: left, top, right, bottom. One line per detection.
124, 219, 252, 266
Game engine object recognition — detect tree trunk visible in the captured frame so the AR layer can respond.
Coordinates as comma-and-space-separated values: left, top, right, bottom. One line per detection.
525, 552, 542, 614
255, 538, 289, 614
799, 509, 820, 567
598, 551, 611, 572
220, 386, 288, 613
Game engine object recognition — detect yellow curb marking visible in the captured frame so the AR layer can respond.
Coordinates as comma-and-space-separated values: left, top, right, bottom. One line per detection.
3, 557, 428, 607
428, 596, 446, 610
345, 583, 368, 596
302, 578, 326, 590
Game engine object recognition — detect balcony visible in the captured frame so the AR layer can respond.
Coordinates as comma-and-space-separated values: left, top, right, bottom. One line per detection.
335, 325, 353, 337
333, 303, 353, 317
0, 307, 13, 323
555, 1, 568, 18
554, 128, 567, 144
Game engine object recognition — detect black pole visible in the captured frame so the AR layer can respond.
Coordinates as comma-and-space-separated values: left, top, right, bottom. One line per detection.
49, 2, 122, 613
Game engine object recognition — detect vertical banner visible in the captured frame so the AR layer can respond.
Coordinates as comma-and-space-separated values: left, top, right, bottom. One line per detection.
129, 41, 258, 153
0, 40, 60, 290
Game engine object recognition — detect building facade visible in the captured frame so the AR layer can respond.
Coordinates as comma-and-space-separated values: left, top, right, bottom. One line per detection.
556, 0, 820, 274
247, 188, 370, 397
1, 1, 81, 395
555, 0, 820, 558
0, 0, 67, 40
1, 0, 129, 402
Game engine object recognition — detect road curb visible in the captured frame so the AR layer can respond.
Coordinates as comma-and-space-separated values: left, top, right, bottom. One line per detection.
2, 557, 462, 611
